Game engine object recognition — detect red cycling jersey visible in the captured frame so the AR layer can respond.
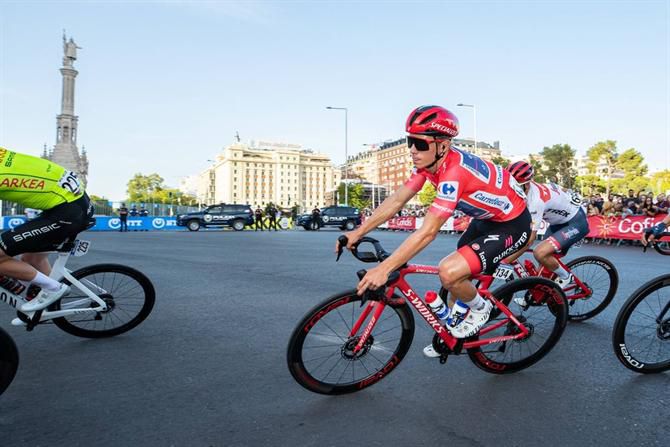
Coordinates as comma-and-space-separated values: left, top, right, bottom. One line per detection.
405, 147, 527, 222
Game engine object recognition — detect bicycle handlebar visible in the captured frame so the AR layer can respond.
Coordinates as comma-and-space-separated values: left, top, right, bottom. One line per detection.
337, 235, 391, 263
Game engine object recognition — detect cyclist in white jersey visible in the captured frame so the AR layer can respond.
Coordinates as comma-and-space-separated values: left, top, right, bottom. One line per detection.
503, 161, 590, 289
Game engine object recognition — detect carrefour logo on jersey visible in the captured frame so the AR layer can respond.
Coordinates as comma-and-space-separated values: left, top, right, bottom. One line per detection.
437, 181, 458, 202
470, 192, 513, 214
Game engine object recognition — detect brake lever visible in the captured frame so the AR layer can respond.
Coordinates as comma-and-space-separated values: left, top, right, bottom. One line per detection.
336, 235, 348, 262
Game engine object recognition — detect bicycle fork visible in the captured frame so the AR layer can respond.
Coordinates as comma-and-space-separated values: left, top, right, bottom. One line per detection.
350, 300, 386, 354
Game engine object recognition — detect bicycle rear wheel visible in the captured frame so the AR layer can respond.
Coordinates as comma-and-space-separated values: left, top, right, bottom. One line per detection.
287, 290, 414, 395
612, 274, 670, 373
0, 327, 19, 396
468, 277, 568, 374
565, 256, 618, 321
50, 264, 155, 338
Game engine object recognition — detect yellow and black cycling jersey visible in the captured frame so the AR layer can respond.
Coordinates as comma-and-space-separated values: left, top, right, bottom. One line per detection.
0, 147, 84, 210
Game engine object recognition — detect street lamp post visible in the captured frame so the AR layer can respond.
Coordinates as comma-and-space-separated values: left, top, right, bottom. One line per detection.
326, 106, 348, 206
456, 103, 476, 153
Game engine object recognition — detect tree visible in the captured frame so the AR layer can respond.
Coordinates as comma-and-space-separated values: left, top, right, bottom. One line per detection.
611, 148, 648, 194
540, 144, 576, 189
491, 155, 510, 168
337, 183, 370, 210
127, 173, 165, 203
586, 140, 618, 197
649, 170, 670, 194
529, 155, 547, 183
417, 182, 436, 207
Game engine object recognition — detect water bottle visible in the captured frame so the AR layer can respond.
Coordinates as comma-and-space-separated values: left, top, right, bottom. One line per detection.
0, 275, 26, 295
425, 290, 449, 321
524, 259, 538, 276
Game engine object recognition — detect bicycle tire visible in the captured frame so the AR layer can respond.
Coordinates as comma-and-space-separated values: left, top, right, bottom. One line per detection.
287, 290, 414, 395
0, 327, 19, 396
653, 233, 670, 256
565, 256, 619, 321
49, 263, 155, 338
468, 277, 568, 374
612, 274, 670, 374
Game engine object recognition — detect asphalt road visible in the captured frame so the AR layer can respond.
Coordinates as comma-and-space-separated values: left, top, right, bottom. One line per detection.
0, 229, 668, 447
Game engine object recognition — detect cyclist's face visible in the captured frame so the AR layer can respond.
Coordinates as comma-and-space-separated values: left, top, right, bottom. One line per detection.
407, 134, 449, 168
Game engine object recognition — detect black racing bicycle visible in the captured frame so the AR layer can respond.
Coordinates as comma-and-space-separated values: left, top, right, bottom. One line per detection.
612, 232, 670, 373
0, 327, 19, 396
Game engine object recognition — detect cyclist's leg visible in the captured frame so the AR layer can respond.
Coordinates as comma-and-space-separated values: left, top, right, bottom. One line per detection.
533, 208, 589, 272
439, 210, 531, 337
21, 252, 52, 275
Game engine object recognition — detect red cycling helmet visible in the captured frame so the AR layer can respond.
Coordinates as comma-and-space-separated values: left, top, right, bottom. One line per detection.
507, 160, 535, 184
406, 105, 459, 137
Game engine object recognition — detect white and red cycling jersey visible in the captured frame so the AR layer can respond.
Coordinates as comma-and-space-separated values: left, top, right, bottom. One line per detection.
404, 147, 527, 222
526, 181, 581, 231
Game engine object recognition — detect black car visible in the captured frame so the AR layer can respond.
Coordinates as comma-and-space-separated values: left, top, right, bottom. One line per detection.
177, 204, 254, 231
297, 206, 361, 231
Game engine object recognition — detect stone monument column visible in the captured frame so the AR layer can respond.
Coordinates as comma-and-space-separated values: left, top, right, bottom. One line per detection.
48, 32, 89, 185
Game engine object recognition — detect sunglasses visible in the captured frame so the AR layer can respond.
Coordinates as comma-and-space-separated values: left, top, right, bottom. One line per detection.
406, 136, 448, 151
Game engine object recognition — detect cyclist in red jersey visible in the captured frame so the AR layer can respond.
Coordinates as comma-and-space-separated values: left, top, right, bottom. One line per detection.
337, 105, 531, 353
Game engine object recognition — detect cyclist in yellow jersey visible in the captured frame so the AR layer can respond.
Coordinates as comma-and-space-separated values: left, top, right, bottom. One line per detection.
0, 147, 94, 313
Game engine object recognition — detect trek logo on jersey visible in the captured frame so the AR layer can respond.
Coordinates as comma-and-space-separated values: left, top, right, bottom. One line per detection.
0, 177, 46, 190
436, 181, 459, 202
469, 192, 513, 214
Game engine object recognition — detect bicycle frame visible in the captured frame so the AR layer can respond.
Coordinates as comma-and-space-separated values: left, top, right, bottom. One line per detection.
350, 264, 530, 355
0, 240, 108, 323
521, 249, 591, 300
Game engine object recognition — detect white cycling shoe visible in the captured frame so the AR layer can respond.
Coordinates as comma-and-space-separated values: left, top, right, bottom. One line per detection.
19, 284, 70, 313
423, 344, 441, 358
447, 300, 493, 339
555, 274, 574, 290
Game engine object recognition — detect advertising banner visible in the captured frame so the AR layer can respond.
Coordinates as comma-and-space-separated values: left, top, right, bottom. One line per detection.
586, 214, 668, 240
0, 216, 181, 231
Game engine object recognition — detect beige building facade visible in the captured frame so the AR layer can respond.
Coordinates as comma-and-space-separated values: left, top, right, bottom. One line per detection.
198, 141, 337, 210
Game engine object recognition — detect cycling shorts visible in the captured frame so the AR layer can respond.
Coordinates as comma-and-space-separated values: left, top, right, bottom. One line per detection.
545, 208, 589, 255
0, 194, 94, 257
456, 208, 532, 275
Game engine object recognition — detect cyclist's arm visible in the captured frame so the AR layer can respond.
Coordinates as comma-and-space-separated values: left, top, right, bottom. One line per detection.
366, 210, 448, 277
504, 230, 537, 264
340, 185, 416, 249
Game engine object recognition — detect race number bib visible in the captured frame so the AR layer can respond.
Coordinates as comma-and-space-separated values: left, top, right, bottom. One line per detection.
493, 264, 515, 281
59, 170, 82, 196
569, 191, 583, 207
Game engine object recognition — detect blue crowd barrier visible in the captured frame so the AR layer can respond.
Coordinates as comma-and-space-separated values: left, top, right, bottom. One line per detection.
0, 216, 182, 231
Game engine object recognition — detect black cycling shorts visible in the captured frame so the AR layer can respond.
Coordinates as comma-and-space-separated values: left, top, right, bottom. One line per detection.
545, 208, 589, 255
456, 208, 532, 275
0, 194, 94, 257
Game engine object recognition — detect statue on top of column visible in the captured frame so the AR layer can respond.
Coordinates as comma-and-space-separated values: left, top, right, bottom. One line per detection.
62, 32, 81, 67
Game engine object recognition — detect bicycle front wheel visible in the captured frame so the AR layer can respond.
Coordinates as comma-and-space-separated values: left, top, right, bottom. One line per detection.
612, 274, 670, 373
468, 277, 568, 374
287, 290, 414, 395
565, 256, 618, 321
50, 263, 156, 338
0, 327, 19, 396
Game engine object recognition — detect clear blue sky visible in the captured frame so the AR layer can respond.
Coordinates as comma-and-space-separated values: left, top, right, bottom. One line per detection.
1, 1, 668, 200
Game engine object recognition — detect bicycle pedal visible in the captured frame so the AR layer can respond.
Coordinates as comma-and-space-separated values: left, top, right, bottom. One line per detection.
439, 354, 449, 365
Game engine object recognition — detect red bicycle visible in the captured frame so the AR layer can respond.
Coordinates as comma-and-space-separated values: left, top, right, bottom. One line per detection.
493, 248, 618, 321
287, 236, 568, 395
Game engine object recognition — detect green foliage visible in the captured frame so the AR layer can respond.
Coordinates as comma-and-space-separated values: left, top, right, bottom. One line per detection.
529, 155, 547, 183
649, 170, 670, 194
417, 182, 436, 207
586, 141, 649, 196
337, 183, 370, 210
126, 173, 196, 205
491, 155, 510, 168
540, 144, 576, 188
